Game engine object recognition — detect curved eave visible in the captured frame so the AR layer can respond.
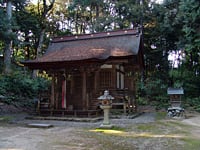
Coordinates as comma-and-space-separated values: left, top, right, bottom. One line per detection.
22, 58, 104, 70
22, 55, 143, 70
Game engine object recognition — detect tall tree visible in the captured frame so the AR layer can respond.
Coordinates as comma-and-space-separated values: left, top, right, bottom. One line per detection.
178, 0, 200, 73
68, 0, 106, 33
36, 0, 55, 57
0, 0, 25, 74
175, 0, 200, 97
3, 0, 13, 74
15, 6, 41, 60
31, 0, 55, 77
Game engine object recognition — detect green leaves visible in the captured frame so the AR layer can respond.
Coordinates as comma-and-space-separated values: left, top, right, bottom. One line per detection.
0, 72, 50, 102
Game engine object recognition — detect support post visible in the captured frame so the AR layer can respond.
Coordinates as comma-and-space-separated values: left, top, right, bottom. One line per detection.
50, 74, 55, 109
82, 71, 87, 110
62, 73, 67, 109
94, 70, 99, 93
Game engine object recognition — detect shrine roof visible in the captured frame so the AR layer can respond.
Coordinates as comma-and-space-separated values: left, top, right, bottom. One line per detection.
23, 29, 143, 69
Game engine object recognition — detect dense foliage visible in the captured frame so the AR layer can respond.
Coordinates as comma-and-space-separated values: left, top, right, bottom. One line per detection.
0, 72, 50, 107
138, 0, 200, 111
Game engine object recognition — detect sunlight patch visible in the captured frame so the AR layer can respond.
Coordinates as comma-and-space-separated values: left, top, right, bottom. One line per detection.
90, 129, 184, 138
90, 129, 124, 134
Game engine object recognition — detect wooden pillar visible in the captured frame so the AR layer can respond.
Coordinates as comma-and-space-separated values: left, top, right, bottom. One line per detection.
62, 72, 67, 109
112, 65, 116, 89
82, 71, 87, 110
70, 74, 74, 94
55, 73, 59, 109
50, 74, 55, 109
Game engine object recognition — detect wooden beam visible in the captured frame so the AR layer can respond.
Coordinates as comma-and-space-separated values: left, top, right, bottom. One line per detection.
105, 59, 129, 64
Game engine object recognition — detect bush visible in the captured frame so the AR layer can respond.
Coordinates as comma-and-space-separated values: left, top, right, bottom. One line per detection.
185, 97, 200, 112
136, 77, 169, 110
137, 97, 148, 105
0, 72, 50, 105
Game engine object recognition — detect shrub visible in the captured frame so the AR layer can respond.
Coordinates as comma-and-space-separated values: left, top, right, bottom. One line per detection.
136, 77, 169, 110
185, 97, 200, 112
0, 72, 50, 105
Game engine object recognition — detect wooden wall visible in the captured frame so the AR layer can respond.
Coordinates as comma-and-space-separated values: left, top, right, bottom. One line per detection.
49, 61, 137, 111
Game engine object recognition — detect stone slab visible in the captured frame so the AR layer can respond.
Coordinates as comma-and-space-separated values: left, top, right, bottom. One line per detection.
27, 123, 53, 128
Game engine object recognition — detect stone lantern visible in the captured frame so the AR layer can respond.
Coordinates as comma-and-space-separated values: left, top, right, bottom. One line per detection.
98, 90, 114, 128
167, 87, 184, 117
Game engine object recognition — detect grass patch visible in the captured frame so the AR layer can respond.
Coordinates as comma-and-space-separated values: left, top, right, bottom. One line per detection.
0, 115, 13, 122
137, 123, 158, 131
83, 130, 136, 150
136, 122, 167, 134
81, 119, 198, 150
155, 120, 190, 135
160, 120, 190, 132
155, 112, 167, 120
182, 138, 200, 150
85, 124, 185, 150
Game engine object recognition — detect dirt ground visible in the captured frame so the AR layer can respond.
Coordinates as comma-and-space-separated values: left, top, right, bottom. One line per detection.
181, 112, 200, 139
0, 111, 200, 150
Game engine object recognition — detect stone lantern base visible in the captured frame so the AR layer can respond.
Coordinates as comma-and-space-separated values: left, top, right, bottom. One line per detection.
100, 123, 114, 129
100, 105, 114, 129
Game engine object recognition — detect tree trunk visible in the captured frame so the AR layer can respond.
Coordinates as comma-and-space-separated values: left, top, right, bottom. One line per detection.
36, 28, 45, 57
32, 28, 45, 77
3, 0, 12, 74
4, 41, 12, 74
32, 0, 55, 77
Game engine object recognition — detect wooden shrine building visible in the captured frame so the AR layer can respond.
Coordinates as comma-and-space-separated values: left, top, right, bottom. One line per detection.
23, 29, 144, 116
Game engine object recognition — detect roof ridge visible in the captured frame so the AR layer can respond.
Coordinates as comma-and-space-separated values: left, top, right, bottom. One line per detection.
52, 29, 140, 43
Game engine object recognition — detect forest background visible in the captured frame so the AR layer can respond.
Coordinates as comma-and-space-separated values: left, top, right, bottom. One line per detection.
0, 0, 199, 112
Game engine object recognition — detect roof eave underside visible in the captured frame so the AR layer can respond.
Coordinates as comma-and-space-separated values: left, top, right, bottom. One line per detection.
24, 55, 143, 70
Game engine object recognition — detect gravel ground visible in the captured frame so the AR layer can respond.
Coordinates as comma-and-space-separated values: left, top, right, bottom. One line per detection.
1, 112, 199, 150
0, 112, 157, 150
7, 112, 156, 128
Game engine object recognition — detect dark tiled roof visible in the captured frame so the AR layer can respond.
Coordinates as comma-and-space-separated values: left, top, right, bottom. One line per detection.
23, 29, 143, 68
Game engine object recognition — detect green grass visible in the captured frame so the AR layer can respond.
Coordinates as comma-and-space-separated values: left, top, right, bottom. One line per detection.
155, 111, 167, 120
0, 115, 13, 122
182, 138, 200, 150
136, 123, 162, 133
80, 113, 200, 150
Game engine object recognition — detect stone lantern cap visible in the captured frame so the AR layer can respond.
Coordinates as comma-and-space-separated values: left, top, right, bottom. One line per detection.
98, 90, 114, 100
98, 90, 114, 106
